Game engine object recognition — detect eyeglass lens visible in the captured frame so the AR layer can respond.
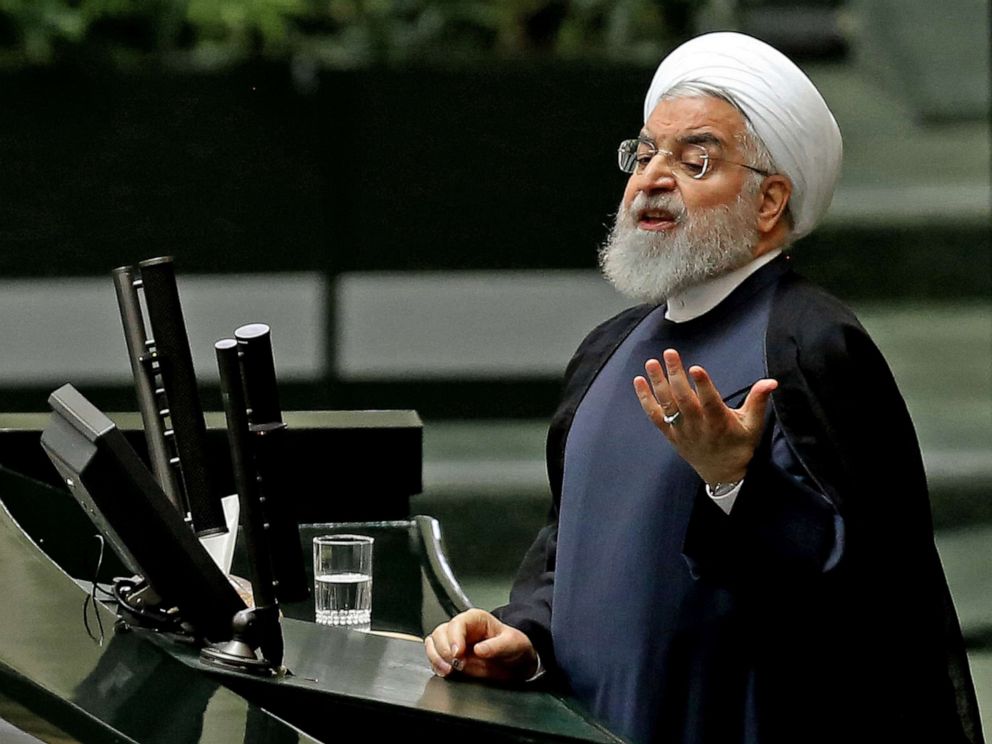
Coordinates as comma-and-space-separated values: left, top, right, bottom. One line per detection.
617, 140, 710, 179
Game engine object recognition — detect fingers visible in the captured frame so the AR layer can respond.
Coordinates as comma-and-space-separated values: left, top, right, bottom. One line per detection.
642, 351, 775, 426
464, 625, 538, 680
473, 625, 524, 659
643, 357, 669, 401
662, 349, 700, 418
689, 364, 724, 416
634, 350, 700, 433
426, 617, 459, 676
443, 613, 470, 669
739, 378, 778, 426
634, 372, 672, 430
424, 634, 453, 677
690, 367, 778, 434
424, 612, 537, 682
424, 609, 499, 678
425, 616, 465, 678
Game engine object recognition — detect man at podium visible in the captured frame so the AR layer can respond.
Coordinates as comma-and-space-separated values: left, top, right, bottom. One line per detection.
425, 31, 982, 744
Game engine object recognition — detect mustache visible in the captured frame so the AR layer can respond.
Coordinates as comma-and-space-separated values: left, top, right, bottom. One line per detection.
622, 191, 688, 225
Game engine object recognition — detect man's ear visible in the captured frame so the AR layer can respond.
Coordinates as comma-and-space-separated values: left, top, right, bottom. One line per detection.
756, 175, 792, 235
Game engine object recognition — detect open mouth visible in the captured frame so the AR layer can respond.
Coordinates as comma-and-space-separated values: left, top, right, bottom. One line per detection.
636, 208, 680, 231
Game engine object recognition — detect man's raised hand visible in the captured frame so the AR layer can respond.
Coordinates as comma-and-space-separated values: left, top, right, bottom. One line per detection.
633, 348, 777, 487
425, 609, 538, 682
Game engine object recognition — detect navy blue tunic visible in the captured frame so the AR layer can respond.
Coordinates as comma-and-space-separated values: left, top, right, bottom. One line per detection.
552, 272, 774, 743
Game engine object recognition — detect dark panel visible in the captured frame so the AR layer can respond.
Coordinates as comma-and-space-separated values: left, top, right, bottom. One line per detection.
0, 411, 422, 523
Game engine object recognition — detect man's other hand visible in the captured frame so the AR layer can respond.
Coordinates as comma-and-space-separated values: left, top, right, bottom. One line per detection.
424, 609, 538, 682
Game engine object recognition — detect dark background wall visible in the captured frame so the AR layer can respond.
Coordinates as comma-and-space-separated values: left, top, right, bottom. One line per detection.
0, 60, 987, 417
2, 62, 987, 282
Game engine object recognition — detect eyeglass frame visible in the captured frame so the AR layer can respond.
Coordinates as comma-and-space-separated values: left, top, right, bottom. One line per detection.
617, 138, 771, 180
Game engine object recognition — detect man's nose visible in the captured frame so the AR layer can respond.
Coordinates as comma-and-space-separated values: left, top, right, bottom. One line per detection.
636, 153, 678, 192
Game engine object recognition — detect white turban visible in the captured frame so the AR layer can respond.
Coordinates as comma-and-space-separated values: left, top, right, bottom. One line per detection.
644, 32, 842, 240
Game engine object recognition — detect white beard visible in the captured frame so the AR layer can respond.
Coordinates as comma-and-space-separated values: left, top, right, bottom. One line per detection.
598, 191, 760, 304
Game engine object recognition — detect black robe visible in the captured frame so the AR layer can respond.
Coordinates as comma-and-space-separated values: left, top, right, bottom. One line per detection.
493, 258, 983, 744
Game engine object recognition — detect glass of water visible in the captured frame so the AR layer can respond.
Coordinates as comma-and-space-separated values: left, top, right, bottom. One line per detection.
313, 534, 373, 631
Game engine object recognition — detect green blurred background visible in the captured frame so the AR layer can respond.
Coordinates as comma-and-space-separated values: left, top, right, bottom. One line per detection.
0, 0, 988, 737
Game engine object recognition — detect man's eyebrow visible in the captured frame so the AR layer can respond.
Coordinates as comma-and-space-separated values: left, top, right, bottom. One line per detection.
638, 130, 727, 149
679, 132, 724, 148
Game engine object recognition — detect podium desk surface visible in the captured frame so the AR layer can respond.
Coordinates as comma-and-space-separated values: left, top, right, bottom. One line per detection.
165, 620, 625, 743
0, 491, 623, 743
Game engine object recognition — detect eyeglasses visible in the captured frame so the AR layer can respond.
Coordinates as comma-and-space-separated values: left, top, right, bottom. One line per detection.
617, 139, 770, 180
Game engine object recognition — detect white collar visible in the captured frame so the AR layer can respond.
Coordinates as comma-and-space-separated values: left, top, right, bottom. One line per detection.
664, 249, 783, 323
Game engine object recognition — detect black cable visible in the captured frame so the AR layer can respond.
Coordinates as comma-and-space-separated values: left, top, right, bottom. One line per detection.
82, 535, 106, 646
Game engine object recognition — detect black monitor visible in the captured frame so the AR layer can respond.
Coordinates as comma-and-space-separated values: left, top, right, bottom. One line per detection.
40, 384, 246, 642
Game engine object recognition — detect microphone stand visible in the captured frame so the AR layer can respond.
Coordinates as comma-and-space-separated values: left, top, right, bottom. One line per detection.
200, 339, 285, 675
235, 323, 308, 603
